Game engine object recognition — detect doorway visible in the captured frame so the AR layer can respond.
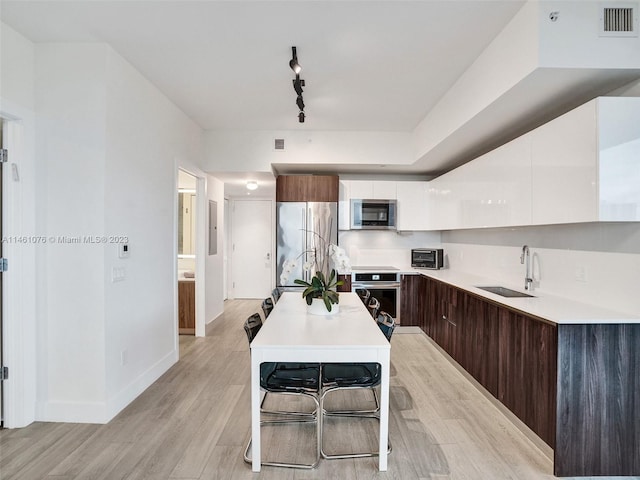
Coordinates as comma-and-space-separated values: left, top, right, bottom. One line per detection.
230, 199, 273, 298
177, 170, 197, 335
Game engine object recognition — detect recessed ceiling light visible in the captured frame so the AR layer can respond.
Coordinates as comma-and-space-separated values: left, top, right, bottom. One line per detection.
246, 181, 258, 191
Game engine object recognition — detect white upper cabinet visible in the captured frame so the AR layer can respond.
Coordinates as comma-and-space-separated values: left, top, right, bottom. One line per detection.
396, 181, 429, 230
427, 97, 640, 230
348, 180, 397, 200
426, 132, 532, 230
338, 180, 351, 231
597, 98, 640, 221
530, 101, 598, 224
531, 97, 640, 225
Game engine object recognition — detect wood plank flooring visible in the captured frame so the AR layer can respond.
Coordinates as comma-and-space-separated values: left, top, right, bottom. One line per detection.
0, 299, 612, 479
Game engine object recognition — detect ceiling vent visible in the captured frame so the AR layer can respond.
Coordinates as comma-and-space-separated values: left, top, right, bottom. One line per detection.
274, 138, 285, 151
599, 4, 638, 36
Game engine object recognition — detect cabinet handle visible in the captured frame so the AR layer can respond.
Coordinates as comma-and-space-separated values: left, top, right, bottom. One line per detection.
442, 315, 456, 327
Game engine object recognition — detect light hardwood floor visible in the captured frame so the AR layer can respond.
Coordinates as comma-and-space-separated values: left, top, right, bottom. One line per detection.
0, 299, 608, 479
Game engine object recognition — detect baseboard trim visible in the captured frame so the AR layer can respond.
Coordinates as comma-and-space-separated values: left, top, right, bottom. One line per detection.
36, 349, 179, 424
205, 311, 224, 336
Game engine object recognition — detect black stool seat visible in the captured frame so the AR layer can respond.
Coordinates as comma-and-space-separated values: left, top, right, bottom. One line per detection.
322, 363, 379, 387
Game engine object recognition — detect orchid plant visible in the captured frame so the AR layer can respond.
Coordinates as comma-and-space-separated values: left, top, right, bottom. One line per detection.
280, 230, 351, 312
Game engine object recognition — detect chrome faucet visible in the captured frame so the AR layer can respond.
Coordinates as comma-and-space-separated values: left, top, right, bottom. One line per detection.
520, 245, 533, 291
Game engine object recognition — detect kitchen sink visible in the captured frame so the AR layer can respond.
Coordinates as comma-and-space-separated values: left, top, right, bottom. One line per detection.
475, 286, 535, 298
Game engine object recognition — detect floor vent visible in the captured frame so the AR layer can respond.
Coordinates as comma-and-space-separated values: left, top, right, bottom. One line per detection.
600, 5, 638, 36
274, 138, 285, 151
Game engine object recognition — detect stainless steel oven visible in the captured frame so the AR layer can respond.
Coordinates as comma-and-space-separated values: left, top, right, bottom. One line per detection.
351, 267, 401, 324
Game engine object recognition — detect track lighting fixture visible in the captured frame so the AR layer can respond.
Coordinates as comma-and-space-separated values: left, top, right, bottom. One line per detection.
289, 46, 307, 123
293, 75, 305, 96
289, 46, 302, 74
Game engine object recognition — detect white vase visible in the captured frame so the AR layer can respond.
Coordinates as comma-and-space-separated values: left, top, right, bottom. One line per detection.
307, 297, 340, 316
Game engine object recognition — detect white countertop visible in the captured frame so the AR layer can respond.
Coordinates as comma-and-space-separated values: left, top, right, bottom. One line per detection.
350, 266, 640, 325
414, 268, 640, 324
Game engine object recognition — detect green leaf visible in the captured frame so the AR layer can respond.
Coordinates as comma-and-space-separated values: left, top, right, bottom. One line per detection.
322, 293, 332, 311
294, 279, 311, 287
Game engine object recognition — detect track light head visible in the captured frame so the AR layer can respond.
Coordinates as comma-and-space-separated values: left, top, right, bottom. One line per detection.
292, 76, 305, 96
289, 46, 301, 74
299, 111, 305, 123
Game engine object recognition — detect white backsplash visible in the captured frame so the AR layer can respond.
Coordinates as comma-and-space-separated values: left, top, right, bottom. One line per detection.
443, 242, 640, 316
178, 257, 196, 272
339, 230, 441, 267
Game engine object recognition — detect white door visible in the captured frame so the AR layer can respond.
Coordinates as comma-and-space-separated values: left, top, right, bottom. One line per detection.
231, 199, 273, 298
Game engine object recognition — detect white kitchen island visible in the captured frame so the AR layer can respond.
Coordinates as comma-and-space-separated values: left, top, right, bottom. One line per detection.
249, 292, 391, 472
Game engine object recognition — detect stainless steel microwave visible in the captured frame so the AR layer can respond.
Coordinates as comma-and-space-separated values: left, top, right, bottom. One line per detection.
350, 199, 397, 230
411, 248, 444, 269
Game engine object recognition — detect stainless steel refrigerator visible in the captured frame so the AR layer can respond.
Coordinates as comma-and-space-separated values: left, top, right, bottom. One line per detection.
276, 201, 338, 288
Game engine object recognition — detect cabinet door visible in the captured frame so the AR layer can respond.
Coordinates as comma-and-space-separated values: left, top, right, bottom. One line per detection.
347, 180, 374, 199
396, 181, 428, 231
348, 180, 396, 200
338, 180, 350, 230
399, 274, 425, 327
178, 281, 196, 334
458, 294, 499, 396
531, 101, 598, 225
276, 175, 339, 202
498, 310, 557, 448
373, 181, 396, 199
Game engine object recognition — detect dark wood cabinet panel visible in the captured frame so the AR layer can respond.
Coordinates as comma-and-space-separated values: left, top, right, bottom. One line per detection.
555, 323, 640, 477
498, 310, 557, 448
416, 274, 639, 476
276, 175, 339, 202
178, 280, 195, 334
400, 274, 425, 327
337, 274, 351, 292
458, 294, 499, 397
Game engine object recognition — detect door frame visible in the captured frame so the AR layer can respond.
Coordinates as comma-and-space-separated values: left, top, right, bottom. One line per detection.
175, 166, 207, 339
0, 109, 38, 428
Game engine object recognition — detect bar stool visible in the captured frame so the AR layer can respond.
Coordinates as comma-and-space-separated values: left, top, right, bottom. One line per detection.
243, 313, 321, 469
319, 312, 396, 459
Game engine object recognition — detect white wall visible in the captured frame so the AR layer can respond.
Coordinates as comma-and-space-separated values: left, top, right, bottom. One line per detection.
539, 1, 640, 68
0, 40, 210, 424
102, 48, 204, 420
35, 43, 108, 422
442, 223, 640, 317
412, 1, 539, 163
204, 175, 225, 329
203, 130, 413, 172
0, 22, 38, 427
339, 230, 441, 269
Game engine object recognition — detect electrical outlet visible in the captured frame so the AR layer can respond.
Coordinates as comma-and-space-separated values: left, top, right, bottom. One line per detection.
575, 266, 587, 283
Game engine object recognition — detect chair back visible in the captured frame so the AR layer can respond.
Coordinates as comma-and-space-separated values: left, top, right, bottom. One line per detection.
367, 296, 380, 319
243, 313, 263, 343
271, 288, 282, 304
261, 297, 274, 319
376, 312, 395, 341
355, 288, 370, 305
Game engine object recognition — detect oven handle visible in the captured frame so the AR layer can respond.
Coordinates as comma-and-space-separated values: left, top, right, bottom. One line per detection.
351, 282, 400, 289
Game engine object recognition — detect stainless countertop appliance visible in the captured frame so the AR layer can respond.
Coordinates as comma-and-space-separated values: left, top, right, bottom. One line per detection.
351, 266, 401, 324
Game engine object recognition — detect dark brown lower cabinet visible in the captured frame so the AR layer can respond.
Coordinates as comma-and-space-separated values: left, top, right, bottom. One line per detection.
399, 274, 425, 327
554, 323, 640, 477
458, 294, 499, 397
498, 310, 557, 448
337, 274, 351, 292
417, 274, 640, 477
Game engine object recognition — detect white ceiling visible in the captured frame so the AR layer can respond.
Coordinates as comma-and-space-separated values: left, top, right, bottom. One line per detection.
0, 0, 524, 132
5, 1, 637, 193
